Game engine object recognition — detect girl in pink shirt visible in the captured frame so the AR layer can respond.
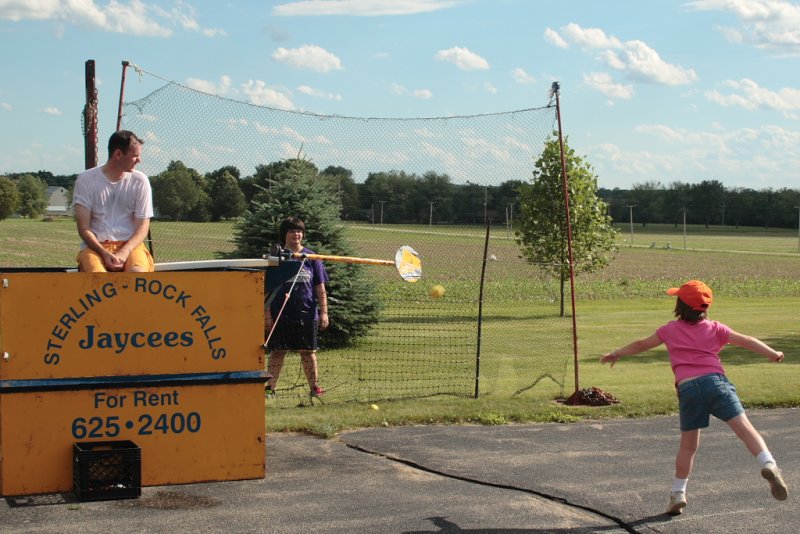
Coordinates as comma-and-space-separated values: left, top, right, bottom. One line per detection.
600, 280, 787, 516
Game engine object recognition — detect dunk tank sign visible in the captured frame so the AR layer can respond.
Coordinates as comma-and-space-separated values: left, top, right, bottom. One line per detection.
0, 271, 267, 496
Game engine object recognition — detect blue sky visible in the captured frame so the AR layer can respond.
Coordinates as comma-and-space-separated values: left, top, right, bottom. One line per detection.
1, 0, 798, 190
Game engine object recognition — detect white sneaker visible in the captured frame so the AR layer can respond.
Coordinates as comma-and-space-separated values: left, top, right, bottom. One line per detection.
667, 491, 687, 515
761, 463, 788, 501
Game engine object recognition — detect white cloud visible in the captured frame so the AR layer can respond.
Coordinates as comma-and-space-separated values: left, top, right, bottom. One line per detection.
592, 123, 800, 188
603, 40, 697, 85
511, 67, 535, 85
583, 72, 634, 99
462, 136, 510, 162
413, 127, 438, 138
272, 0, 465, 16
42, 106, 61, 115
633, 124, 685, 143
502, 135, 530, 151
543, 27, 568, 49
435, 46, 490, 70
254, 123, 304, 142
705, 78, 800, 117
561, 22, 622, 49
241, 80, 295, 109
0, 0, 224, 38
0, 0, 61, 21
186, 74, 295, 109
272, 44, 343, 72
224, 118, 248, 129
546, 23, 697, 86
591, 142, 676, 177
420, 142, 459, 168
297, 84, 343, 101
391, 83, 432, 99
201, 27, 226, 37
686, 0, 800, 56
484, 82, 497, 94
1, 102, 11, 111
186, 75, 234, 96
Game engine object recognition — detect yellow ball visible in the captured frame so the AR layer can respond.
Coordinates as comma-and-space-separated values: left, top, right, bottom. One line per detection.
430, 284, 445, 299
370, 404, 380, 411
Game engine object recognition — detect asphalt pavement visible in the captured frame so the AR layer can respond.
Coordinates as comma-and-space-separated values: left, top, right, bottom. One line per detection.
1, 407, 796, 533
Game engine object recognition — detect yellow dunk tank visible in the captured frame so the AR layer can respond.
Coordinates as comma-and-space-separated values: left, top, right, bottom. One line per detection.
0, 270, 268, 496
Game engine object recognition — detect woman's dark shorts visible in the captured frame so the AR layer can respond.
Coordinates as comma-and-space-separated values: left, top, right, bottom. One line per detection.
267, 318, 319, 351
677, 373, 744, 431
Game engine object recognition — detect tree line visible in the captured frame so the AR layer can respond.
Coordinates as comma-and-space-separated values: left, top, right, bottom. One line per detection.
601, 180, 800, 229
2, 169, 799, 230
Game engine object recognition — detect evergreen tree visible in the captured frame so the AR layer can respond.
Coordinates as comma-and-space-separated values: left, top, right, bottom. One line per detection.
234, 158, 381, 348
0, 176, 21, 220
516, 134, 618, 315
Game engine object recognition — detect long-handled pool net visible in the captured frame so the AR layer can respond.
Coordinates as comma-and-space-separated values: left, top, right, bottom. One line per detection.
267, 244, 422, 283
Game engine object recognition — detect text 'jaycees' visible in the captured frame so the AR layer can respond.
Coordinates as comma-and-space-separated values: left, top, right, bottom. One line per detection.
43, 277, 228, 365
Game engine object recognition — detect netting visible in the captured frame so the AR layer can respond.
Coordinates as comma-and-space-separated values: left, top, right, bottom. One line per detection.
120, 65, 575, 406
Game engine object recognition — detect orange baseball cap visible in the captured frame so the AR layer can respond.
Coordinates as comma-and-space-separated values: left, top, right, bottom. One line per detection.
666, 280, 713, 311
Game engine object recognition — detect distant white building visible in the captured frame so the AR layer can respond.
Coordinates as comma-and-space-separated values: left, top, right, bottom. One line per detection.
46, 186, 72, 216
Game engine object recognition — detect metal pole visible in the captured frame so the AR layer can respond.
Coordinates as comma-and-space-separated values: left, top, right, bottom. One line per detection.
627, 205, 635, 245
379, 201, 386, 225
483, 187, 488, 224
116, 60, 130, 131
115, 60, 153, 258
474, 218, 491, 398
552, 81, 581, 395
683, 208, 687, 250
796, 206, 800, 253
429, 201, 434, 227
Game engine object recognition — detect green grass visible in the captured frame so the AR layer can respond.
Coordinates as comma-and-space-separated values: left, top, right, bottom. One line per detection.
265, 295, 800, 434
614, 222, 800, 254
3, 217, 799, 436
0, 218, 239, 266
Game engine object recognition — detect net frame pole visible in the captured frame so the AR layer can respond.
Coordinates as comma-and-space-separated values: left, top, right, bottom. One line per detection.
553, 82, 581, 395
474, 218, 491, 398
116, 60, 154, 258
116, 60, 129, 131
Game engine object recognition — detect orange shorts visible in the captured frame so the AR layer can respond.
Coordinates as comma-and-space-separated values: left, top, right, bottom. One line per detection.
77, 241, 154, 272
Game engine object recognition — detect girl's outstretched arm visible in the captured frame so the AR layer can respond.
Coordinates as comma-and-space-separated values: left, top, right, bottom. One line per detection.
728, 331, 784, 362
600, 333, 662, 367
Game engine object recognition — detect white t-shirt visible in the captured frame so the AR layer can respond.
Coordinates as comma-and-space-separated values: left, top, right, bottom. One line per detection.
73, 166, 153, 246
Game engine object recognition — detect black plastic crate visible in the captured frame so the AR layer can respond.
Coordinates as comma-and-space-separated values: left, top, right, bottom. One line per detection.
73, 440, 141, 501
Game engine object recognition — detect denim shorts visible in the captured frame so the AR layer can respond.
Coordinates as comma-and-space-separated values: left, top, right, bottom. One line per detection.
677, 373, 744, 431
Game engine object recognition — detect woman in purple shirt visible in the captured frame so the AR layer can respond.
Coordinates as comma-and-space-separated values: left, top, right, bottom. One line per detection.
601, 280, 787, 515
265, 217, 330, 397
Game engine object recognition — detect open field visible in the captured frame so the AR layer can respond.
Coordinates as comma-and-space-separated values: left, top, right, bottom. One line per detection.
2, 218, 799, 434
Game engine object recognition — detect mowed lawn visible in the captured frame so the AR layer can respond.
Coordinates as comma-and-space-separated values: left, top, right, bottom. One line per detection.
1, 218, 799, 433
